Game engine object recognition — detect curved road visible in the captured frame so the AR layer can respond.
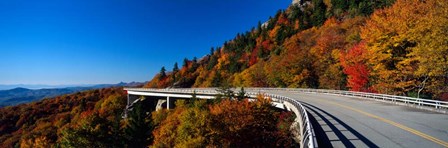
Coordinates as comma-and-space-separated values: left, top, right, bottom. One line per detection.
264, 90, 448, 148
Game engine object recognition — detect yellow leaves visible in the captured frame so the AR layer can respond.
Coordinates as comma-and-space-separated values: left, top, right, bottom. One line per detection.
152, 100, 211, 147
231, 61, 269, 87
232, 70, 249, 87
290, 69, 311, 88
255, 94, 272, 107
152, 97, 290, 147
151, 109, 169, 125
269, 26, 281, 39
193, 66, 208, 87
20, 136, 50, 148
361, 0, 448, 96
216, 53, 229, 70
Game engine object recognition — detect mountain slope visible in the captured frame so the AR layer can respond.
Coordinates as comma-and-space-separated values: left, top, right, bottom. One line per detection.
145, 0, 447, 100
0, 87, 127, 147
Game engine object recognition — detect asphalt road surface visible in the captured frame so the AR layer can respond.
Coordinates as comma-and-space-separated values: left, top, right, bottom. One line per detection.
264, 90, 448, 148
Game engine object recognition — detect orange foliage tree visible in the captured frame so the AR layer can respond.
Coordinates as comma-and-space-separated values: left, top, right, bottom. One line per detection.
361, 0, 448, 98
151, 95, 296, 147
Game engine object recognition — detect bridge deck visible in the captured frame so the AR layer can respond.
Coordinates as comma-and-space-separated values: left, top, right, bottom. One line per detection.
267, 91, 448, 148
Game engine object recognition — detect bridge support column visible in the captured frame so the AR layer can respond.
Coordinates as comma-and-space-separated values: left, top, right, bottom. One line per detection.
167, 96, 170, 109
156, 99, 167, 111
167, 96, 175, 109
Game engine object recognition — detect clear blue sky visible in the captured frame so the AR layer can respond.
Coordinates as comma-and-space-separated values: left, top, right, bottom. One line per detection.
0, 0, 291, 85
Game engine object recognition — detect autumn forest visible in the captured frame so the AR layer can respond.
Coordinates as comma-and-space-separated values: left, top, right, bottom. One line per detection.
1, 0, 447, 147
147, 0, 447, 100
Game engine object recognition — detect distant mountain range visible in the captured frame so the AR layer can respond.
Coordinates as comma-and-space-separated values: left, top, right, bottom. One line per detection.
0, 84, 89, 90
0, 83, 121, 90
0, 82, 145, 107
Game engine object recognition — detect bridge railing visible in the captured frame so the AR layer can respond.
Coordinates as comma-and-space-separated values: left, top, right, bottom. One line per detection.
245, 88, 448, 112
127, 87, 448, 111
124, 87, 318, 148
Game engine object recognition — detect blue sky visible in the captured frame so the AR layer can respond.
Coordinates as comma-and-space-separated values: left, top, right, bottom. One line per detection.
0, 0, 291, 85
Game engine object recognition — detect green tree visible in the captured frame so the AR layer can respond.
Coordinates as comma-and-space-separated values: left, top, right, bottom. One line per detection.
172, 63, 179, 84
189, 57, 199, 72
173, 62, 179, 73
159, 67, 166, 80
189, 91, 198, 107
236, 87, 247, 101
210, 47, 215, 55
211, 71, 222, 87
332, 0, 348, 16
216, 85, 234, 100
124, 102, 153, 147
207, 56, 218, 70
183, 58, 189, 68
311, 0, 327, 27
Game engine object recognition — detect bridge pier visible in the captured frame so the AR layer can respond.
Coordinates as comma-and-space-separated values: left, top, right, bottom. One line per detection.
155, 99, 167, 111
167, 96, 170, 109
154, 96, 176, 111
167, 96, 175, 109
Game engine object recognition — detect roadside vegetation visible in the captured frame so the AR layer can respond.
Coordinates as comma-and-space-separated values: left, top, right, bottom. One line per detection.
151, 94, 296, 147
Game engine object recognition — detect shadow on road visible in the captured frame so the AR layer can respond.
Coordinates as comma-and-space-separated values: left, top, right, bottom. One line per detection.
301, 102, 379, 148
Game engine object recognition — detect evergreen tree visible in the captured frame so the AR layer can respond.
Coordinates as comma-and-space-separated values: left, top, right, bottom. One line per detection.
207, 56, 218, 70
210, 47, 215, 56
173, 62, 179, 72
311, 0, 327, 27
183, 58, 189, 68
172, 63, 179, 85
189, 91, 198, 107
159, 67, 166, 80
228, 56, 240, 73
332, 0, 349, 12
189, 57, 199, 72
236, 87, 247, 101
257, 21, 262, 32
212, 71, 222, 87
215, 84, 234, 104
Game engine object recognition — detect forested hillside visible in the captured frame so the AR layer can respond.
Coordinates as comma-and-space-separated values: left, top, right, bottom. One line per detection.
146, 0, 447, 100
0, 87, 295, 147
0, 87, 128, 147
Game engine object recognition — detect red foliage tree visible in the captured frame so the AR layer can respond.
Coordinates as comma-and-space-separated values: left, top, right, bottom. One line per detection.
340, 42, 370, 92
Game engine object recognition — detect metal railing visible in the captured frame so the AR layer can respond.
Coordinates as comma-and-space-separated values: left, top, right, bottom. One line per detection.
243, 88, 448, 112
124, 87, 318, 148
